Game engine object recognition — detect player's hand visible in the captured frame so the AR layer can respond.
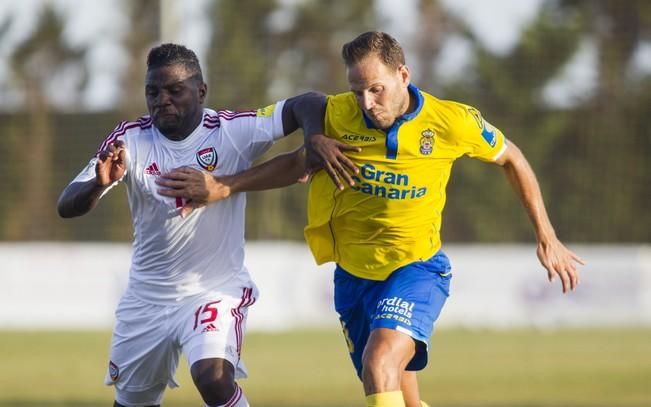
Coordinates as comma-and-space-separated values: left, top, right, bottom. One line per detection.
536, 238, 585, 294
156, 166, 232, 217
306, 133, 361, 190
96, 140, 126, 187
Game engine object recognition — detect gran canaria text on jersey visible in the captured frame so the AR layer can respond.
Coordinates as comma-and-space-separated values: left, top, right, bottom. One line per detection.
350, 163, 427, 200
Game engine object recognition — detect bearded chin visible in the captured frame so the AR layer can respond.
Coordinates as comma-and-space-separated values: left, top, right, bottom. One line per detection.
159, 113, 182, 127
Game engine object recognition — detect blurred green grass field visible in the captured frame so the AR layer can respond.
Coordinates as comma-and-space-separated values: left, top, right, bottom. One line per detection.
0, 328, 649, 407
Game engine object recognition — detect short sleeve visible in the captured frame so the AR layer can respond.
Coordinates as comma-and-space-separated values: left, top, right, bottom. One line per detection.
69, 121, 132, 196
221, 100, 287, 163
450, 105, 507, 162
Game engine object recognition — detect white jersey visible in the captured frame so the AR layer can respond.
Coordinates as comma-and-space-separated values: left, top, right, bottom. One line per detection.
71, 102, 286, 305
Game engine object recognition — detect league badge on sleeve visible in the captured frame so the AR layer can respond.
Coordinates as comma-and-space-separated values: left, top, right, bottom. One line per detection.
196, 147, 218, 171
256, 103, 276, 117
481, 122, 497, 148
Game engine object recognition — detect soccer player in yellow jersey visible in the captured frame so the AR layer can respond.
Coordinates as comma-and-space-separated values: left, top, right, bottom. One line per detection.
158, 32, 584, 407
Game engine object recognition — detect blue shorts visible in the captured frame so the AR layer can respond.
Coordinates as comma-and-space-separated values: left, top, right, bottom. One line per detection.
334, 251, 451, 378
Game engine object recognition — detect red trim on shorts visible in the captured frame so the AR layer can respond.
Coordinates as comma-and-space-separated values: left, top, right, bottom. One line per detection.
230, 287, 255, 357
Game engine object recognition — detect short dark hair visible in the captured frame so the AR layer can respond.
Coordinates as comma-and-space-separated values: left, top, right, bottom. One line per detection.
146, 43, 203, 81
341, 31, 405, 70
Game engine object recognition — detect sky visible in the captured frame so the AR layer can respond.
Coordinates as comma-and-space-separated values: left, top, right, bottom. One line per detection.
2, 0, 643, 111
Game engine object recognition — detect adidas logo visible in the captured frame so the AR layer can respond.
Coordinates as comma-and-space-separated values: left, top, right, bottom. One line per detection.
144, 162, 161, 175
202, 323, 218, 333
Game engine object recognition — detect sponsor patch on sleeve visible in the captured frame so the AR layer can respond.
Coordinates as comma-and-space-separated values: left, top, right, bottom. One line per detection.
481, 121, 497, 148
256, 103, 276, 117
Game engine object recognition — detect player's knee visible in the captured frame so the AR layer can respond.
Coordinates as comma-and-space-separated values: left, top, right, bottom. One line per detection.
191, 359, 236, 404
362, 341, 401, 368
362, 350, 394, 376
362, 352, 393, 385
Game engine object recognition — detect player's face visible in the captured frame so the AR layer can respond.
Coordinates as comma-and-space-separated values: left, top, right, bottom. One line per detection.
346, 54, 411, 130
145, 64, 207, 140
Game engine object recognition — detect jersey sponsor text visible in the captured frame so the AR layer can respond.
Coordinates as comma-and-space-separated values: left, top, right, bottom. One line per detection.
351, 163, 427, 200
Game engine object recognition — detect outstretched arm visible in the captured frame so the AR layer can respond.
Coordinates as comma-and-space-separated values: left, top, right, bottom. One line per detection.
156, 91, 358, 215
154, 92, 323, 209
57, 141, 126, 218
156, 147, 306, 211
495, 140, 585, 293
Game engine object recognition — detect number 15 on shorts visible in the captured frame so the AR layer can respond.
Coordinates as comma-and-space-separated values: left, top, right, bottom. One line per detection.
193, 300, 221, 330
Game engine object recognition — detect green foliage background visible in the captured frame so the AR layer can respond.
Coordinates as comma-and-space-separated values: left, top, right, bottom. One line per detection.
0, 0, 649, 242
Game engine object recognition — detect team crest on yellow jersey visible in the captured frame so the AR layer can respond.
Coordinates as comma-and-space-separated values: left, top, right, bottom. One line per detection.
419, 129, 435, 155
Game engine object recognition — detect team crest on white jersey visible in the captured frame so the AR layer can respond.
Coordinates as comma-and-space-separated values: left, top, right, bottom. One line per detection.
419, 129, 435, 155
196, 147, 218, 171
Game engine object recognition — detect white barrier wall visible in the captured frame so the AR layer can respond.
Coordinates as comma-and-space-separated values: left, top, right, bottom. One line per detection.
0, 243, 649, 330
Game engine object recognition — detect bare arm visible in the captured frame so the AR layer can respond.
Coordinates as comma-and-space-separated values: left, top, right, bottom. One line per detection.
156, 147, 306, 205
57, 179, 111, 218
155, 91, 322, 206
224, 147, 307, 193
56, 141, 126, 218
495, 140, 584, 293
156, 91, 357, 215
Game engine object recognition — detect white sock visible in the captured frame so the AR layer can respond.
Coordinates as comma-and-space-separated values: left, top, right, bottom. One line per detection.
205, 383, 249, 407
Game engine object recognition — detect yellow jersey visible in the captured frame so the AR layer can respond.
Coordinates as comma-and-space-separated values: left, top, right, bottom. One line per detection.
304, 84, 507, 280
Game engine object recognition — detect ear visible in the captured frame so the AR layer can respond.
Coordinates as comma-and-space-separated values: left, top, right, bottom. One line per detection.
198, 82, 208, 104
398, 64, 410, 87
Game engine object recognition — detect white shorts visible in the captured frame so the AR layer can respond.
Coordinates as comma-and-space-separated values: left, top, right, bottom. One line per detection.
104, 282, 258, 406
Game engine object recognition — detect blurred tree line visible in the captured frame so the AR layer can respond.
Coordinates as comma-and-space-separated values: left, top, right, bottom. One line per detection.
0, 0, 648, 242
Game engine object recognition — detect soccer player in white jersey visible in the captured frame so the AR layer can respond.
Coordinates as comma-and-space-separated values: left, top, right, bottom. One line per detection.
57, 43, 331, 407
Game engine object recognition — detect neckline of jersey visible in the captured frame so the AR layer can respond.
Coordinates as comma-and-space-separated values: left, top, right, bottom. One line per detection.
361, 84, 424, 160
153, 110, 208, 148
361, 83, 424, 130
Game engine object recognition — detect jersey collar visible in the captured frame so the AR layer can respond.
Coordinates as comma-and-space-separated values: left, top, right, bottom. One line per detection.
362, 83, 424, 160
361, 83, 424, 130
154, 110, 207, 149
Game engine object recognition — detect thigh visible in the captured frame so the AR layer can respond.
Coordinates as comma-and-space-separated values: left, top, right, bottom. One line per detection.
334, 266, 376, 378
106, 294, 180, 404
177, 285, 258, 380
370, 251, 452, 370
363, 327, 417, 366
